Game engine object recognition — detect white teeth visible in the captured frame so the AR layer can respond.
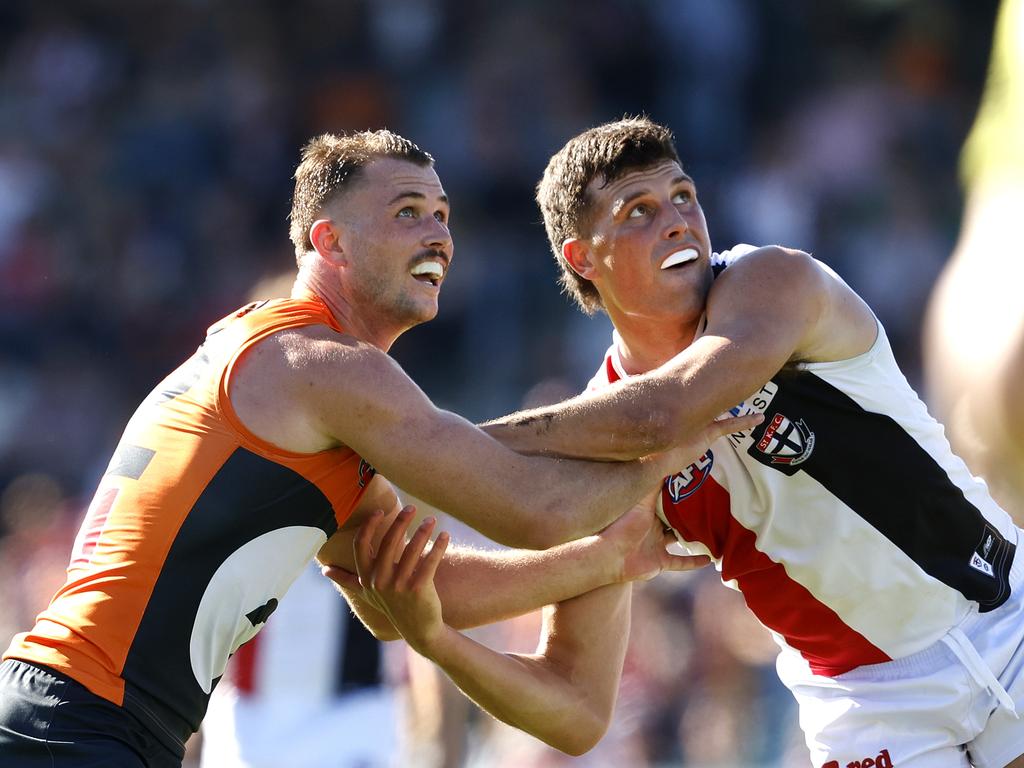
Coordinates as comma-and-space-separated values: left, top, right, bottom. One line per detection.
660, 248, 699, 270
411, 262, 443, 278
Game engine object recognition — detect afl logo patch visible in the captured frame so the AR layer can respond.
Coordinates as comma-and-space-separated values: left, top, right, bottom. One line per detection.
665, 451, 714, 502
755, 413, 815, 466
358, 459, 377, 488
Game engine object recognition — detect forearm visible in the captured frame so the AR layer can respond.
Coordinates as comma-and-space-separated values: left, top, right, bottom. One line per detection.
329, 533, 623, 638
433, 535, 620, 630
416, 584, 632, 756
422, 636, 598, 755
485, 252, 838, 464
482, 392, 664, 460
486, 335, 778, 463
514, 452, 672, 546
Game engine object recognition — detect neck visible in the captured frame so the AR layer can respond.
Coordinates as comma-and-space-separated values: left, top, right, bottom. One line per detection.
609, 310, 700, 375
292, 272, 402, 352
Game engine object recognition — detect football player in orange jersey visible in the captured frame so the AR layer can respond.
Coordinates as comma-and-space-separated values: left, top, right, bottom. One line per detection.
0, 129, 753, 768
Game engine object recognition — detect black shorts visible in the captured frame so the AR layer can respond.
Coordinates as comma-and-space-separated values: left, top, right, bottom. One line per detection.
0, 659, 182, 768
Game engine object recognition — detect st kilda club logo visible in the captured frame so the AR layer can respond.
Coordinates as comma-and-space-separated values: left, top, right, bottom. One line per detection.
754, 412, 815, 466
665, 451, 714, 503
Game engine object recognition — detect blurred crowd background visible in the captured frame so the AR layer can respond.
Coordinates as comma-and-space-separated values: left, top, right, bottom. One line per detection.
0, 0, 1005, 765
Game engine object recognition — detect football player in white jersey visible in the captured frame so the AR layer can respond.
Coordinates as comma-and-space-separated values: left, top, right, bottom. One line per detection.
338, 118, 1024, 768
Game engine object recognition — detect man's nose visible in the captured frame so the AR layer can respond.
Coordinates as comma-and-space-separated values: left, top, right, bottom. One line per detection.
663, 206, 689, 239
424, 218, 452, 253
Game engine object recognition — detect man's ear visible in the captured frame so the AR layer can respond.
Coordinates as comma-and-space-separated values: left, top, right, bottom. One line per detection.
309, 219, 347, 266
562, 238, 596, 280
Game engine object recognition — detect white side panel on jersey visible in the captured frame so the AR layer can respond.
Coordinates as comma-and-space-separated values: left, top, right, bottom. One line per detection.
189, 526, 328, 693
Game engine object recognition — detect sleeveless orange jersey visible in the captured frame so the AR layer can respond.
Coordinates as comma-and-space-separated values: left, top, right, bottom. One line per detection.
4, 295, 375, 754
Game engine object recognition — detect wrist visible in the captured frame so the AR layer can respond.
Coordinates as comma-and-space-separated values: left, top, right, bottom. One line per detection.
576, 533, 625, 586
416, 624, 459, 664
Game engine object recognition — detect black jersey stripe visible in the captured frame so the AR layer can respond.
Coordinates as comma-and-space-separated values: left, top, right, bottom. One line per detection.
747, 370, 1014, 612
121, 447, 339, 751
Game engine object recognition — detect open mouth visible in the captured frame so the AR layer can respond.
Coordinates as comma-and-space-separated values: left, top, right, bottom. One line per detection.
410, 261, 444, 287
659, 248, 699, 270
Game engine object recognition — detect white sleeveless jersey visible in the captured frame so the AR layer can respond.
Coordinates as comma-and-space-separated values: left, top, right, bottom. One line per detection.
588, 246, 1019, 678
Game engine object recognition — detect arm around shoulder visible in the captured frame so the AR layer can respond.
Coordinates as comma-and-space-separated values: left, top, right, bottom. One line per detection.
293, 330, 673, 547
616, 246, 838, 443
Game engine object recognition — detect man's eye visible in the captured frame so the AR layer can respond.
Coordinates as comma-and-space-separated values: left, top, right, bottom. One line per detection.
397, 207, 415, 218
628, 204, 649, 218
434, 211, 447, 223
673, 191, 692, 204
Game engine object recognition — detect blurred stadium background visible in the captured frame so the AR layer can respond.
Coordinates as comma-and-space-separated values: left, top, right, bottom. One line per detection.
0, 1, 1005, 765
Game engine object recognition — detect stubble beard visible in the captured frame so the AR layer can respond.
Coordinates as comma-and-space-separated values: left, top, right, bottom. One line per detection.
353, 269, 436, 335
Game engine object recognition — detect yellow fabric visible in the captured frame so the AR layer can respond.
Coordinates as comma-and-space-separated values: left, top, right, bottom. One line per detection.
962, 0, 1024, 187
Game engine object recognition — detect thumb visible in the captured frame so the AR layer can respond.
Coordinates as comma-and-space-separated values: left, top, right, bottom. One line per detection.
322, 564, 362, 591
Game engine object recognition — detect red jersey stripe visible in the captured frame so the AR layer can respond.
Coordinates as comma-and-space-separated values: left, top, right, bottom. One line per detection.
661, 473, 891, 676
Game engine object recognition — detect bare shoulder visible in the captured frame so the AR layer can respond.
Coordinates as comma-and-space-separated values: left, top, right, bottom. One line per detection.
230, 324, 406, 453
709, 246, 876, 363
713, 245, 824, 290
706, 246, 830, 325
252, 324, 403, 394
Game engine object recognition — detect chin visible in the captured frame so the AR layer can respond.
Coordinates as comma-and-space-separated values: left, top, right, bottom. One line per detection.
400, 300, 439, 328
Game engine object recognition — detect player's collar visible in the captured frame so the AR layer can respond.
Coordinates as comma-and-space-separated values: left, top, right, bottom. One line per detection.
609, 330, 631, 381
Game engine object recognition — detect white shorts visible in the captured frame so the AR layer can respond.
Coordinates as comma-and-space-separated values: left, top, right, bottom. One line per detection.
778, 544, 1024, 768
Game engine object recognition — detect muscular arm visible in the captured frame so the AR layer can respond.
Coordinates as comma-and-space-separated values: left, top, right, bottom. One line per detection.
484, 247, 877, 460
422, 584, 632, 756
286, 332, 681, 549
277, 332, 757, 548
318, 481, 704, 641
349, 511, 635, 755
318, 513, 626, 641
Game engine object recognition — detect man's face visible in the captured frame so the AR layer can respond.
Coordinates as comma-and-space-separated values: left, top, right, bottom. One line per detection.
581, 160, 713, 325
331, 157, 452, 329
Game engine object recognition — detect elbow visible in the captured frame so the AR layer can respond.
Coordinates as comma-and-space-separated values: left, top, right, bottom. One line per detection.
365, 623, 402, 643
519, 518, 568, 550
512, 506, 580, 550
488, 500, 572, 549
502, 527, 562, 551
547, 704, 610, 756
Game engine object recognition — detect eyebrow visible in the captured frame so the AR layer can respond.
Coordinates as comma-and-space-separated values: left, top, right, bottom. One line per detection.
611, 174, 694, 214
388, 191, 450, 207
